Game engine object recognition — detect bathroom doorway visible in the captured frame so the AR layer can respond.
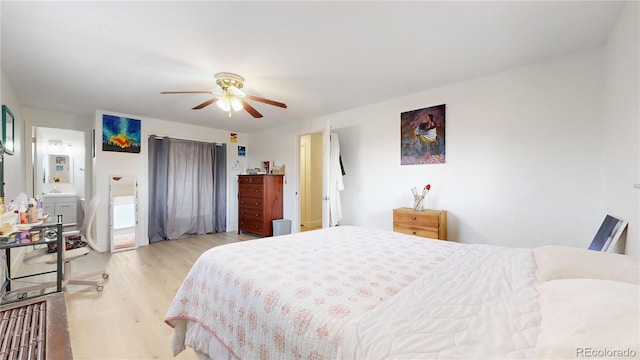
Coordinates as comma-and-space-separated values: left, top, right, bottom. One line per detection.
32, 127, 86, 225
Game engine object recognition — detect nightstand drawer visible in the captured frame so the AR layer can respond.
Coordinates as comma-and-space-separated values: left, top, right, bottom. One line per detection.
393, 211, 439, 228
392, 208, 447, 240
393, 224, 439, 239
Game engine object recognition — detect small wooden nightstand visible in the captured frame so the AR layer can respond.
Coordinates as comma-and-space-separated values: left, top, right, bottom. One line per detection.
393, 208, 447, 240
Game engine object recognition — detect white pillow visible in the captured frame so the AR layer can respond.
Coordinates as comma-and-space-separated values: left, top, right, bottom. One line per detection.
535, 278, 640, 359
533, 245, 639, 285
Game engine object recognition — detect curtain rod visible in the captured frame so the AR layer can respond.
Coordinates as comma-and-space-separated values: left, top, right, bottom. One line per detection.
148, 134, 225, 146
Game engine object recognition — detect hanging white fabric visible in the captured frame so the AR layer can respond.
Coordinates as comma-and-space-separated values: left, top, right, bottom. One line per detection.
329, 133, 344, 226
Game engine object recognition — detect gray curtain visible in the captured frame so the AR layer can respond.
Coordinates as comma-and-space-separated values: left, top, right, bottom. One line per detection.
148, 136, 169, 242
148, 136, 226, 243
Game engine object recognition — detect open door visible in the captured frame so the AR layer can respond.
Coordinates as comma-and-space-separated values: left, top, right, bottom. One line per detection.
322, 120, 331, 228
109, 175, 138, 252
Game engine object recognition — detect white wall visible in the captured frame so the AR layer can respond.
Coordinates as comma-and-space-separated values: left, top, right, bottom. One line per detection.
1, 68, 28, 278
603, 1, 639, 256
93, 110, 248, 252
1, 69, 25, 201
248, 48, 629, 253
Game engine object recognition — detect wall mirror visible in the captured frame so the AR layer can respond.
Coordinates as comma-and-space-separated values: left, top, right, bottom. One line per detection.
109, 175, 138, 252
43, 154, 73, 183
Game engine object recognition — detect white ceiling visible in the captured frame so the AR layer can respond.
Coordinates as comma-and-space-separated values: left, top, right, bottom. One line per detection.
1, 1, 625, 133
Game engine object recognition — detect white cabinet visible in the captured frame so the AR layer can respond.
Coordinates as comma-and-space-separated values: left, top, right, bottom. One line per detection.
43, 193, 77, 226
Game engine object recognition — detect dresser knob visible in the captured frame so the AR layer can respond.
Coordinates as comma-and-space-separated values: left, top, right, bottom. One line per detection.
412, 217, 417, 220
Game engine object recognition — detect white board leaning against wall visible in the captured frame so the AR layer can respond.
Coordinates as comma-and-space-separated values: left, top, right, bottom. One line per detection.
109, 176, 138, 252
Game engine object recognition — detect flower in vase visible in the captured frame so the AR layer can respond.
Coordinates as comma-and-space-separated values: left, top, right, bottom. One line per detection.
411, 184, 431, 210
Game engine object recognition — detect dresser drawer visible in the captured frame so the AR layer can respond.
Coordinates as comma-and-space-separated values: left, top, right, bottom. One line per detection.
238, 185, 264, 198
238, 176, 264, 185
239, 219, 265, 234
239, 197, 263, 208
239, 207, 264, 220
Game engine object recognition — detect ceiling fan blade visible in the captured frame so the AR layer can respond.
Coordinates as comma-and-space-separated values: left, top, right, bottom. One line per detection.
192, 98, 220, 110
241, 100, 263, 118
246, 95, 287, 109
161, 91, 214, 94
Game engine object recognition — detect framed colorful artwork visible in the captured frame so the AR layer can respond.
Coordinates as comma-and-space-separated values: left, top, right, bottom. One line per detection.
102, 114, 141, 153
2, 105, 15, 155
400, 104, 446, 165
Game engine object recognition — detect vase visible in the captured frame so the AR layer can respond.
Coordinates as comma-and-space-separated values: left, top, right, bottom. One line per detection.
413, 195, 425, 211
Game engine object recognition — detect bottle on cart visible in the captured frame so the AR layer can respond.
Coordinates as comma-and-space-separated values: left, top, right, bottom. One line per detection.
28, 203, 37, 223
19, 201, 29, 224
36, 196, 44, 219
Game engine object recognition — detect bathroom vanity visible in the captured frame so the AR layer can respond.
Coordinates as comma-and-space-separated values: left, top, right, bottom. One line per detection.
43, 193, 77, 226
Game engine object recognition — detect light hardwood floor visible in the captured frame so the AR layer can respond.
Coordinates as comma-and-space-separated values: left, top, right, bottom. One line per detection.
9, 231, 257, 360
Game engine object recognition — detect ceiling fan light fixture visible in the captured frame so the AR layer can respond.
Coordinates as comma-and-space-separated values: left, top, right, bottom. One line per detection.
228, 85, 246, 98
230, 96, 243, 112
162, 71, 286, 119
216, 97, 231, 112
216, 93, 243, 113
215, 72, 244, 90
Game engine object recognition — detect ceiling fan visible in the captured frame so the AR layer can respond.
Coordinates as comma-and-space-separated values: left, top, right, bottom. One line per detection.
161, 72, 287, 118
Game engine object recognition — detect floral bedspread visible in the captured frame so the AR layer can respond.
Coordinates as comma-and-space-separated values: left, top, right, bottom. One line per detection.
165, 226, 462, 360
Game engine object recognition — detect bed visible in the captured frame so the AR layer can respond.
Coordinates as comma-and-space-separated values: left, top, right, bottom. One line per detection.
165, 226, 639, 359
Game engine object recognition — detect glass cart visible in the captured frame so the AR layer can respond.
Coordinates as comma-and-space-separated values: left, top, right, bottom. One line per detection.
0, 215, 66, 303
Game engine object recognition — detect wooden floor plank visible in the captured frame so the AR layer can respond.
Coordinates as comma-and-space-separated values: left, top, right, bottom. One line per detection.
10, 231, 256, 359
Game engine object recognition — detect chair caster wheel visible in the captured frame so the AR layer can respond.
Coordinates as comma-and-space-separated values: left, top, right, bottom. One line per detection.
102, 273, 110, 279
96, 285, 104, 292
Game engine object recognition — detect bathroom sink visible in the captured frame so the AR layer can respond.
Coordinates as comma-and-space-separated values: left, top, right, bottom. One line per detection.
43, 192, 77, 197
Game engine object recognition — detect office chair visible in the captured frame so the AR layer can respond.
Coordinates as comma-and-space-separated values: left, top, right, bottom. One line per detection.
10, 194, 109, 299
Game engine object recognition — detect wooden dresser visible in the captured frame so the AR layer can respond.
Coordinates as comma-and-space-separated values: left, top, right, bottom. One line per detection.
392, 207, 447, 240
238, 174, 284, 236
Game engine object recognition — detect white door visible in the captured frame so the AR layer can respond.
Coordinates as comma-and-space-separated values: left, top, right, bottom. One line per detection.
322, 119, 331, 228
